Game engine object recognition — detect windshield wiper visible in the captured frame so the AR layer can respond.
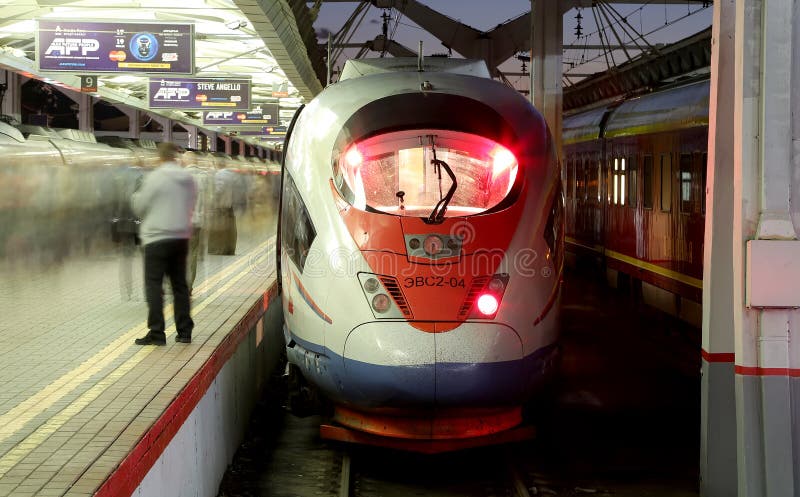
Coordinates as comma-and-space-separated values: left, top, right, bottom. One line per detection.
427, 142, 457, 224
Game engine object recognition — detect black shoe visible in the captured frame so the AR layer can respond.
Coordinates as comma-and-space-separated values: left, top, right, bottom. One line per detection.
135, 335, 166, 346
175, 335, 192, 344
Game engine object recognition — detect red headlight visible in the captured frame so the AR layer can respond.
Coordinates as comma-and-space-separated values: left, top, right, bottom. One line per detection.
372, 293, 391, 314
423, 235, 444, 255
476, 293, 499, 316
345, 146, 362, 167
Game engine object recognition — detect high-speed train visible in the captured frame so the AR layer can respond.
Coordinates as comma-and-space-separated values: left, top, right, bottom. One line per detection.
278, 57, 563, 449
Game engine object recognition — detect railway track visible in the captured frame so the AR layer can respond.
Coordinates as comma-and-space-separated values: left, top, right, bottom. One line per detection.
218, 270, 700, 497
216, 402, 540, 497
337, 445, 534, 497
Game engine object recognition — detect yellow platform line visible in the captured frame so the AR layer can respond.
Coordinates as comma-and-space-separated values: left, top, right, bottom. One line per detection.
604, 248, 703, 289
564, 237, 702, 289
0, 238, 274, 447
564, 236, 603, 253
0, 246, 275, 478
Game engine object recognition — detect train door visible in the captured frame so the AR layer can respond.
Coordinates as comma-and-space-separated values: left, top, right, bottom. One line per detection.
608, 140, 640, 256
656, 135, 675, 267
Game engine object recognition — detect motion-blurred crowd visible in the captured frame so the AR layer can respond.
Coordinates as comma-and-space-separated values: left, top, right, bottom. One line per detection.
0, 132, 280, 297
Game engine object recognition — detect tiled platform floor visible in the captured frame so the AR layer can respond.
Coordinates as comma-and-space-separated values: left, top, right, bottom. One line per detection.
0, 231, 277, 497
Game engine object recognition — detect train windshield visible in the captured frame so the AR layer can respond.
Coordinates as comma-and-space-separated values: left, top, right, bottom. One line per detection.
334, 130, 518, 217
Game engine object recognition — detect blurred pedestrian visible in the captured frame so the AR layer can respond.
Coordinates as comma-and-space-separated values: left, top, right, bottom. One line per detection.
132, 142, 197, 345
183, 151, 211, 292
208, 161, 238, 255
111, 159, 144, 301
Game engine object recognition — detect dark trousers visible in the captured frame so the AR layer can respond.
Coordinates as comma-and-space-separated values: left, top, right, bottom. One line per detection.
144, 238, 194, 340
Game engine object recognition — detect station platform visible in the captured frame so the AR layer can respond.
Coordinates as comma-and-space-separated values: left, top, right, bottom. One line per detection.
0, 233, 280, 497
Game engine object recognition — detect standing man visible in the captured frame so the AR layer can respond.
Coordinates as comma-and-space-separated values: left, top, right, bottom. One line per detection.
132, 142, 197, 345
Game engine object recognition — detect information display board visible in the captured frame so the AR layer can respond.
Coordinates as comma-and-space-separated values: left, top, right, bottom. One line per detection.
202, 104, 279, 126
37, 20, 193, 74
149, 77, 251, 110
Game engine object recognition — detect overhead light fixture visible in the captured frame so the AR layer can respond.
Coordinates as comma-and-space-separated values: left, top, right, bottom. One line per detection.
107, 75, 141, 84
225, 20, 248, 30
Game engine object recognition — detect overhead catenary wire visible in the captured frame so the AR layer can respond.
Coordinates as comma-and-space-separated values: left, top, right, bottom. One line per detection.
590, 5, 615, 70
564, 2, 710, 78
331, 1, 371, 64
595, 0, 632, 62
381, 8, 404, 58
598, 1, 660, 55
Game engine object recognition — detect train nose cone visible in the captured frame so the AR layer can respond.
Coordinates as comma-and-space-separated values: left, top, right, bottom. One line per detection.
342, 322, 524, 408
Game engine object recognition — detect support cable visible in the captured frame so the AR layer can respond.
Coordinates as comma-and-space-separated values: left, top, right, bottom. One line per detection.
565, 3, 709, 73
595, 1, 632, 62
600, 1, 660, 55
332, 1, 370, 63
381, 7, 404, 58
590, 5, 615, 69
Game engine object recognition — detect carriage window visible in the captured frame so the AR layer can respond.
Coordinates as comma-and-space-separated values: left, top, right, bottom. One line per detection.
281, 174, 317, 271
679, 153, 693, 213
566, 158, 574, 199
611, 157, 626, 206
334, 129, 518, 217
627, 156, 638, 208
564, 158, 570, 198
643, 156, 653, 209
592, 159, 601, 204
660, 154, 672, 212
576, 158, 586, 201
701, 153, 708, 214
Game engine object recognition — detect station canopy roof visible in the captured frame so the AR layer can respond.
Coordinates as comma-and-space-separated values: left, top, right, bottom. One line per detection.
0, 0, 323, 133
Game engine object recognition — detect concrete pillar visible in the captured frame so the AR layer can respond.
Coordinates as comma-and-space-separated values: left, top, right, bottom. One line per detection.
182, 125, 198, 150
711, 0, 800, 495
529, 0, 563, 154
221, 135, 232, 155
61, 88, 94, 132
0, 70, 22, 124
700, 0, 738, 494
114, 104, 140, 139
204, 131, 217, 152
77, 93, 93, 132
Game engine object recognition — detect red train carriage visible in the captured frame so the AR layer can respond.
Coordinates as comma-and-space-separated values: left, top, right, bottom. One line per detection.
563, 79, 709, 325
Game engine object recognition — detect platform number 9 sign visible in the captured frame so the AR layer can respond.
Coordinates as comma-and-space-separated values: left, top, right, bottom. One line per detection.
80, 76, 98, 93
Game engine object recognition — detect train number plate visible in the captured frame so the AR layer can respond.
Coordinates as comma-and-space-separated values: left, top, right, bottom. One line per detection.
403, 276, 466, 288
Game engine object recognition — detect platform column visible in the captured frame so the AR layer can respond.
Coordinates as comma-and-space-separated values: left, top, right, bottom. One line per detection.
529, 0, 562, 154
113, 104, 140, 139
219, 135, 232, 155
61, 88, 94, 132
173, 123, 197, 150
0, 70, 22, 124
204, 131, 217, 152
182, 125, 198, 150
147, 114, 173, 143
701, 0, 738, 494
724, 0, 800, 495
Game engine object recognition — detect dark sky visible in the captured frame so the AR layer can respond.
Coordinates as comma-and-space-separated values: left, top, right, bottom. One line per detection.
314, 1, 713, 88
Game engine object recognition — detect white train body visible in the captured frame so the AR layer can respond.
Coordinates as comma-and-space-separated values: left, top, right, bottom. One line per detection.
279, 58, 562, 440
